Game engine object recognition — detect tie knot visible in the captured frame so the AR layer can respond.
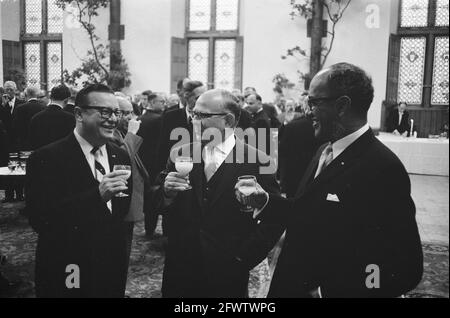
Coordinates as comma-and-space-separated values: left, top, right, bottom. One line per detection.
91, 146, 100, 155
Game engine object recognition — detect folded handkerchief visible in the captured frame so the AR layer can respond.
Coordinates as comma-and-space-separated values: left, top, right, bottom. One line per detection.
326, 193, 340, 202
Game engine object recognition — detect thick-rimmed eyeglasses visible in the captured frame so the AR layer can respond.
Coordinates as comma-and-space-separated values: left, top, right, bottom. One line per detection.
80, 106, 124, 119
191, 111, 229, 120
306, 96, 338, 110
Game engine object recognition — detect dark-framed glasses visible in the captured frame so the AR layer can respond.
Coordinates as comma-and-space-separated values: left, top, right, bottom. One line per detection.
191, 110, 229, 120
306, 96, 338, 109
80, 106, 124, 119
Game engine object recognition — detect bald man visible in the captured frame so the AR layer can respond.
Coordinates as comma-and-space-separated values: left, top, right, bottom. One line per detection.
159, 89, 283, 297
12, 86, 46, 151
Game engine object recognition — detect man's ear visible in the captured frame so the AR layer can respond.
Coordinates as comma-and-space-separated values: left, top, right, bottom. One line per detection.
74, 107, 84, 122
225, 113, 236, 128
335, 96, 351, 118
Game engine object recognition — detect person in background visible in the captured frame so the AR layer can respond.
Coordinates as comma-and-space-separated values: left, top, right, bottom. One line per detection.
387, 102, 410, 136
246, 93, 272, 155
12, 86, 46, 151
63, 87, 78, 114
166, 94, 181, 112
112, 96, 150, 273
232, 90, 252, 130
38, 90, 50, 106
137, 93, 166, 237
29, 85, 74, 150
139, 90, 153, 115
0, 81, 25, 203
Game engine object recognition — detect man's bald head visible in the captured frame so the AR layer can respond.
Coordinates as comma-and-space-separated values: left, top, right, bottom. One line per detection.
25, 86, 40, 100
195, 89, 241, 127
117, 96, 133, 112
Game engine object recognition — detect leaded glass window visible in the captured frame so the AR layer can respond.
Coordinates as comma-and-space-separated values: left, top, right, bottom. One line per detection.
47, 42, 62, 90
188, 40, 209, 85
25, 0, 43, 34
398, 37, 427, 104
47, 0, 64, 33
214, 40, 236, 90
189, 0, 211, 31
400, 0, 429, 27
435, 0, 449, 27
431, 37, 449, 104
216, 0, 239, 31
24, 43, 41, 87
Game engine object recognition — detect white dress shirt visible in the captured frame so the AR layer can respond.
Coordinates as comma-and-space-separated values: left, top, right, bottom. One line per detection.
331, 123, 370, 161
9, 97, 16, 113
203, 133, 236, 177
74, 129, 112, 211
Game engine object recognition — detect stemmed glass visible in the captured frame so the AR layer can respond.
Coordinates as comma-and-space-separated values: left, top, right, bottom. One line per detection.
237, 175, 257, 212
113, 165, 132, 197
175, 157, 193, 190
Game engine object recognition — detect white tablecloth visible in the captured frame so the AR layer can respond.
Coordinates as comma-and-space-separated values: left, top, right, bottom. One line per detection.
0, 167, 26, 176
377, 133, 449, 176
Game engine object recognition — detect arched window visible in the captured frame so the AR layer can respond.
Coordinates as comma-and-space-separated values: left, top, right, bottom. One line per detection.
21, 0, 63, 90
184, 0, 243, 91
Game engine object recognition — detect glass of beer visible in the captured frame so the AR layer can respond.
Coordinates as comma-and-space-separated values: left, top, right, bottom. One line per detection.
175, 157, 193, 190
237, 175, 257, 212
113, 165, 132, 197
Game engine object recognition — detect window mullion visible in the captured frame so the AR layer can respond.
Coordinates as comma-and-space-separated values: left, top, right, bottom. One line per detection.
211, 0, 217, 32
423, 34, 435, 107
208, 37, 215, 89
428, 0, 437, 27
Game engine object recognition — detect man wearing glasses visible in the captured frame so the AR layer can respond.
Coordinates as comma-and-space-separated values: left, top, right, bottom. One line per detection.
238, 63, 423, 298
26, 84, 133, 298
159, 89, 283, 297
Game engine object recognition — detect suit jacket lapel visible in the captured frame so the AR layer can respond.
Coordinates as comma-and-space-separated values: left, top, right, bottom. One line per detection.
300, 129, 376, 197
208, 139, 245, 208
65, 133, 99, 186
295, 143, 326, 198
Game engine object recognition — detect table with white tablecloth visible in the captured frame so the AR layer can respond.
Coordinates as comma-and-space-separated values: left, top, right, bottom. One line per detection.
0, 167, 26, 189
377, 133, 449, 176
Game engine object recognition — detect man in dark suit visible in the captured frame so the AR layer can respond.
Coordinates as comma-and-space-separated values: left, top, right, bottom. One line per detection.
0, 120, 7, 167
12, 86, 46, 151
26, 84, 133, 298
160, 89, 283, 297
387, 102, 410, 136
29, 84, 74, 150
136, 92, 165, 236
246, 94, 272, 156
279, 116, 318, 198
1, 81, 25, 202
0, 81, 25, 143
156, 80, 206, 175
242, 63, 423, 298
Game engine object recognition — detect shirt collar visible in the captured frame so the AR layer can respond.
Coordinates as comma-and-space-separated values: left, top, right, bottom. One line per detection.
9, 97, 16, 106
28, 98, 38, 102
73, 129, 106, 157
215, 133, 236, 155
332, 123, 370, 160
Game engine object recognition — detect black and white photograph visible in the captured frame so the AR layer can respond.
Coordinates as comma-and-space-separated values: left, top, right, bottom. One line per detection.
0, 0, 448, 303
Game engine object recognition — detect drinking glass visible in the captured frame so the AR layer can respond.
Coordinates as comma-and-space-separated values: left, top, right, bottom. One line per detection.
113, 165, 132, 197
237, 175, 257, 212
175, 157, 193, 190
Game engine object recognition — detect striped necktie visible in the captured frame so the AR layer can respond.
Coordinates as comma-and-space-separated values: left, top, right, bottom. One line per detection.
314, 143, 333, 178
91, 147, 106, 182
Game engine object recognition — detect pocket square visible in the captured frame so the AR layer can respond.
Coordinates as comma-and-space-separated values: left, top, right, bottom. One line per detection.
326, 193, 340, 202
